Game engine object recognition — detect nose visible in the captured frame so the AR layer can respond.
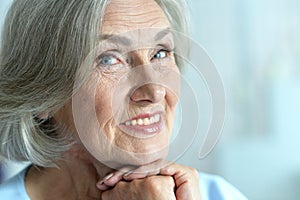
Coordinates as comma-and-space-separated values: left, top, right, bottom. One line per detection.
130, 84, 166, 105
128, 50, 167, 105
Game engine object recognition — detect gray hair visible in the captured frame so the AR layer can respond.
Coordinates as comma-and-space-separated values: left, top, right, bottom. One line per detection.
0, 0, 189, 167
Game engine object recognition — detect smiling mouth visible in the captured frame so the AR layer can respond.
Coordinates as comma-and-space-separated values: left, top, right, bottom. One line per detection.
121, 113, 160, 126
119, 112, 164, 136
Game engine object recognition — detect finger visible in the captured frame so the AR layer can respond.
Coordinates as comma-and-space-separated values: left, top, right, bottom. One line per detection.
159, 162, 179, 176
96, 182, 110, 191
123, 159, 170, 181
159, 163, 198, 188
97, 166, 135, 187
103, 171, 123, 187
123, 170, 149, 180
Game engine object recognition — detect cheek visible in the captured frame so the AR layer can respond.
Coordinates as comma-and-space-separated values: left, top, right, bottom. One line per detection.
165, 83, 179, 116
94, 80, 124, 133
166, 91, 179, 108
95, 95, 112, 121
164, 62, 181, 107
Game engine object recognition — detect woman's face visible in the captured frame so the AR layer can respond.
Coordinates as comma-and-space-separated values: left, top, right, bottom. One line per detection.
56, 0, 180, 167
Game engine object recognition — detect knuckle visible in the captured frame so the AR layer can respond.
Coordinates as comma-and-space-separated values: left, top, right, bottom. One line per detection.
165, 176, 175, 187
165, 167, 172, 174
151, 176, 174, 188
101, 191, 110, 200
189, 167, 199, 176
145, 176, 163, 192
115, 180, 127, 190
165, 176, 173, 182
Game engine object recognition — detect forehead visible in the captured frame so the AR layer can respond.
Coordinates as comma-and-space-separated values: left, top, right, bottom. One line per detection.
101, 0, 171, 35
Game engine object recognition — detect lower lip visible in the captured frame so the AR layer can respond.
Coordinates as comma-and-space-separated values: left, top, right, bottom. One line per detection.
119, 115, 164, 136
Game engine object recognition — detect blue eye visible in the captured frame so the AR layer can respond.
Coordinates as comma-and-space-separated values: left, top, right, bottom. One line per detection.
153, 50, 168, 59
152, 49, 171, 59
98, 55, 119, 66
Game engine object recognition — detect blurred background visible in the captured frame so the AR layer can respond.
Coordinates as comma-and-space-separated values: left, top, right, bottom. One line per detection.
1, 0, 300, 199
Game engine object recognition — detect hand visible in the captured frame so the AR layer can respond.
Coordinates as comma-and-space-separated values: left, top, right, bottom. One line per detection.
157, 163, 201, 200
96, 159, 165, 190
101, 175, 176, 200
97, 160, 201, 200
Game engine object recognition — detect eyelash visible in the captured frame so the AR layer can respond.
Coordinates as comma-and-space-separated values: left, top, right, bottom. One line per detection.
151, 48, 173, 61
96, 52, 124, 68
96, 48, 174, 69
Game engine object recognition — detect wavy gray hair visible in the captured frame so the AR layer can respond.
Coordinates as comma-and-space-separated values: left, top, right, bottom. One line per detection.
0, 0, 189, 167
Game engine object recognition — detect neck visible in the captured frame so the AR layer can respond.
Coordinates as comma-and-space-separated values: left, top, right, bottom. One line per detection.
25, 145, 113, 200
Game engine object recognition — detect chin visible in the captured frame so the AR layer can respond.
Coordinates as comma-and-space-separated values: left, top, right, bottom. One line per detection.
126, 146, 169, 166
109, 147, 169, 169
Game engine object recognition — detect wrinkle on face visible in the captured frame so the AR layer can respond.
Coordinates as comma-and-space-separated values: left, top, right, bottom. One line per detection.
102, 0, 170, 34
61, 0, 178, 166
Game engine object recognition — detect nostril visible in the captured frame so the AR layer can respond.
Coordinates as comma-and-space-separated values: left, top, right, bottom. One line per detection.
130, 84, 166, 104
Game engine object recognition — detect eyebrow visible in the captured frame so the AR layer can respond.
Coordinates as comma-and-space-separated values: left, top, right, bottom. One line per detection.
99, 28, 171, 46
100, 34, 132, 46
154, 28, 171, 41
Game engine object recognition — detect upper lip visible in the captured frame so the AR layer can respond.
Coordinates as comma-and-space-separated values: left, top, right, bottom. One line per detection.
130, 111, 161, 121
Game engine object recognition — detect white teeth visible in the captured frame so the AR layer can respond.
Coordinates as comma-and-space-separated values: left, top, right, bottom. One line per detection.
124, 114, 160, 126
154, 114, 160, 123
150, 116, 155, 123
131, 119, 137, 126
137, 118, 143, 125
143, 118, 150, 125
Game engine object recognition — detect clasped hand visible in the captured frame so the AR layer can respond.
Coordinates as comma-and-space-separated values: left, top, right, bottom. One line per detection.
97, 160, 201, 200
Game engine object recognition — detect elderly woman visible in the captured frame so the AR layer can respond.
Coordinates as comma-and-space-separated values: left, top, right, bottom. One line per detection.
0, 0, 247, 199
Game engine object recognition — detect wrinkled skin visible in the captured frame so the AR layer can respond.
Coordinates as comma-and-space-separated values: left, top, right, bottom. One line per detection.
26, 0, 201, 199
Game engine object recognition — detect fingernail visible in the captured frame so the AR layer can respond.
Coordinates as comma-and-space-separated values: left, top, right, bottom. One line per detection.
97, 173, 114, 186
104, 173, 114, 180
96, 182, 106, 190
97, 180, 104, 185
96, 182, 102, 187
124, 170, 133, 177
